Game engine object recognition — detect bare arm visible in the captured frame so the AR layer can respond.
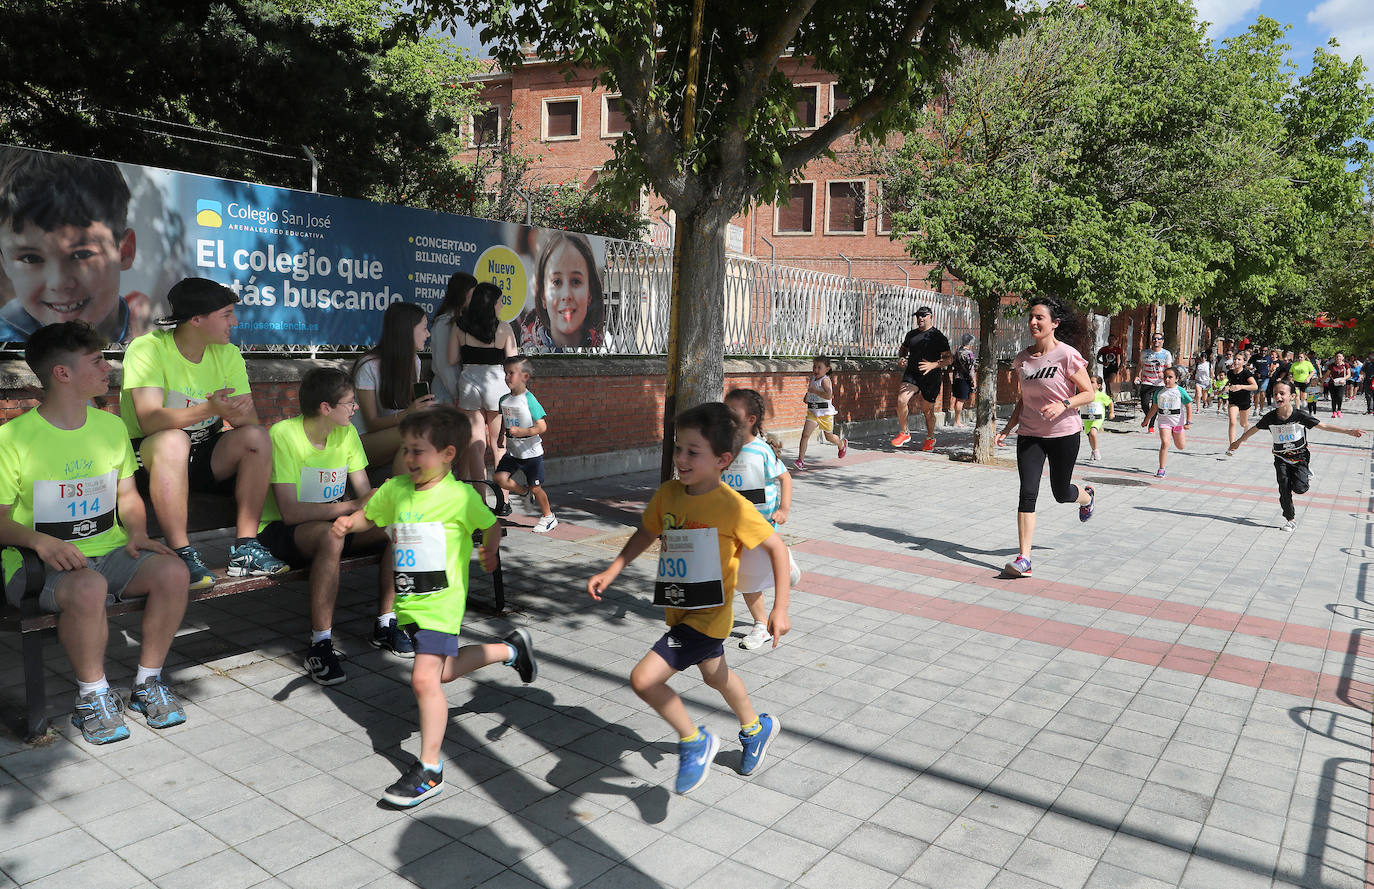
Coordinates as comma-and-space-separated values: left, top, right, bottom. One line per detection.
587, 524, 657, 600
758, 533, 790, 646
0, 505, 86, 572
774, 471, 792, 525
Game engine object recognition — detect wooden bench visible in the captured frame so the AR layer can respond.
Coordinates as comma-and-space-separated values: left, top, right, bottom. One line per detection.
2, 480, 509, 742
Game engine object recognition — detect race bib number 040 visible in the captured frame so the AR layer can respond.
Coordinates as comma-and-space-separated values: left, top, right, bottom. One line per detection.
653, 527, 725, 610
391, 522, 448, 596
33, 470, 117, 541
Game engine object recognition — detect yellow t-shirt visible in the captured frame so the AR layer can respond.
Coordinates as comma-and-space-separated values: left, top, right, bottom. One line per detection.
0, 407, 137, 584
119, 329, 251, 441
260, 416, 369, 530
364, 475, 496, 633
642, 480, 775, 639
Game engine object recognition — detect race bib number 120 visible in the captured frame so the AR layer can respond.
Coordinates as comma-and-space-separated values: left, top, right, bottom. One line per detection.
653, 527, 725, 610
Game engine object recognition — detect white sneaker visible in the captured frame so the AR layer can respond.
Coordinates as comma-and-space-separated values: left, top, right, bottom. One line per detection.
1281, 519, 1296, 532
533, 514, 559, 533
740, 624, 773, 650
788, 554, 802, 588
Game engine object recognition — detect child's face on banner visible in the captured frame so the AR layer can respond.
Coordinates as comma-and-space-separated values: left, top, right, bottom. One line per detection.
0, 221, 133, 326
542, 241, 590, 346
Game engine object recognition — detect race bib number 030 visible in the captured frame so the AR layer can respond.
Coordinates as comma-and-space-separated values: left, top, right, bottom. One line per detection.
299, 466, 348, 503
391, 522, 448, 596
653, 527, 725, 610
33, 470, 117, 541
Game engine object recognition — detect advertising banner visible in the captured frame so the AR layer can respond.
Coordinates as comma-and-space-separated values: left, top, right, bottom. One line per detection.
0, 144, 609, 350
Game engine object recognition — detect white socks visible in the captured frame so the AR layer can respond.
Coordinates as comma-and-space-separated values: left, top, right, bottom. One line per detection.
311, 629, 332, 644
77, 676, 110, 697
378, 612, 396, 629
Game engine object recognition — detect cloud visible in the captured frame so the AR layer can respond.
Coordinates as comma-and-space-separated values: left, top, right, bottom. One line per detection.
1309, 0, 1374, 65
1193, 0, 1262, 35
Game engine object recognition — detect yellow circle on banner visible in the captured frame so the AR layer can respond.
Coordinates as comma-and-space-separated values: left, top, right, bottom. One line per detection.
475, 245, 527, 321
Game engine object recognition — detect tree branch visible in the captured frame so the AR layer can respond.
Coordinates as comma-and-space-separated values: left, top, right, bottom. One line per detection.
734, 0, 823, 118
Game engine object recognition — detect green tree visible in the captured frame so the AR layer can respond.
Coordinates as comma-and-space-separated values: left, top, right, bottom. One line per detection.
408, 0, 1020, 411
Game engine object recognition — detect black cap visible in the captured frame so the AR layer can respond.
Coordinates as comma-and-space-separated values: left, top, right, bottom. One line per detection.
157, 277, 239, 326
914, 306, 933, 318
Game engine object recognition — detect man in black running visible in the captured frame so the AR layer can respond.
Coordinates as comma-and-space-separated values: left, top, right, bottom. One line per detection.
892, 307, 952, 452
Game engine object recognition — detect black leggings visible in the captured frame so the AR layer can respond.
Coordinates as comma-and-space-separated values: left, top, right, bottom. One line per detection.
1365, 387, 1373, 413
1329, 384, 1343, 413
1016, 433, 1081, 513
1275, 458, 1311, 521
1139, 385, 1160, 428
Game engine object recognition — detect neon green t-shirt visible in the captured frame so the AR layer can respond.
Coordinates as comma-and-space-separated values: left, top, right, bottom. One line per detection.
1289, 360, 1316, 384
1082, 390, 1113, 421
0, 407, 137, 584
119, 329, 251, 441
260, 416, 369, 530
364, 474, 496, 633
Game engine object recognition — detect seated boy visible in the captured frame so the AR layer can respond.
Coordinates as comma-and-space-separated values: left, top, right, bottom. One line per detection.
494, 355, 558, 533
119, 277, 286, 588
0, 148, 147, 344
259, 367, 395, 684
332, 406, 537, 808
588, 403, 791, 794
0, 322, 190, 744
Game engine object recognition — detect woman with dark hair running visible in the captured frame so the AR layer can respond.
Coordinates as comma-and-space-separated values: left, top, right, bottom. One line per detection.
432, 272, 477, 406
996, 296, 1097, 578
455, 282, 518, 484
352, 301, 435, 474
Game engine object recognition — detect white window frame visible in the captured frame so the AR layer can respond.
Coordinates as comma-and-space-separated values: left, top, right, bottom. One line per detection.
600, 94, 626, 138
541, 95, 583, 142
470, 105, 503, 148
828, 83, 851, 120
792, 83, 821, 131
824, 179, 868, 236
774, 180, 816, 236
875, 183, 893, 235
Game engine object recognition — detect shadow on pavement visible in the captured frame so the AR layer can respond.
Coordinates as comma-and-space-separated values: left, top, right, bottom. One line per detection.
834, 520, 1023, 571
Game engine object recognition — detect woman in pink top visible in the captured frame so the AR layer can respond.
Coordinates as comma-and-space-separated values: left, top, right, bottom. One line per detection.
995, 296, 1097, 578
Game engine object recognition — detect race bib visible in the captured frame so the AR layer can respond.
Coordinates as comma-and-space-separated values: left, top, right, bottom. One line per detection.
1269, 423, 1306, 446
33, 471, 117, 541
391, 522, 448, 596
1083, 403, 1104, 419
653, 527, 725, 610
299, 466, 349, 503
501, 403, 524, 430
722, 462, 768, 505
166, 390, 221, 443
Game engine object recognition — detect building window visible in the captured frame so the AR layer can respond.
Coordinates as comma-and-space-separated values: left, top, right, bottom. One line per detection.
826, 180, 866, 234
542, 97, 581, 141
876, 185, 904, 235
794, 85, 820, 130
602, 95, 626, 137
472, 106, 502, 148
830, 84, 851, 118
775, 182, 815, 234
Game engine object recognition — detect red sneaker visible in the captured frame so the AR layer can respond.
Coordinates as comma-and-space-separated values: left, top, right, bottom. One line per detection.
891, 432, 911, 447
837, 438, 848, 459
921, 438, 936, 451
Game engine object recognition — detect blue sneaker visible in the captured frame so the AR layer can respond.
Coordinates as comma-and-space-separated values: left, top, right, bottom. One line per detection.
739, 713, 779, 776
71, 688, 130, 745
1079, 485, 1096, 522
371, 618, 415, 658
227, 540, 289, 577
675, 728, 720, 795
175, 545, 216, 590
129, 676, 187, 729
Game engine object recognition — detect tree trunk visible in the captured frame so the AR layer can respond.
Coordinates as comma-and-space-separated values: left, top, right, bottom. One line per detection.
670, 208, 730, 413
973, 293, 1003, 464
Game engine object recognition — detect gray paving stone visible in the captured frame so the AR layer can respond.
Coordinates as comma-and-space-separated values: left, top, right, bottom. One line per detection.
0, 826, 105, 884
1003, 837, 1097, 889
17, 851, 144, 889
150, 849, 271, 889
904, 845, 1000, 889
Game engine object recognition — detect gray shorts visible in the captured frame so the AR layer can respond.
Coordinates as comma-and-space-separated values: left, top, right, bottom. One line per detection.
5, 547, 158, 614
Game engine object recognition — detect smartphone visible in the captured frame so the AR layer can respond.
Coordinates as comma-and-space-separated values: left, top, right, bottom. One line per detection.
413, 381, 430, 399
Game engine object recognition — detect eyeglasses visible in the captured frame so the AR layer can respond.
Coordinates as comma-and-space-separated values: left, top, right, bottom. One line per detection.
333, 399, 358, 409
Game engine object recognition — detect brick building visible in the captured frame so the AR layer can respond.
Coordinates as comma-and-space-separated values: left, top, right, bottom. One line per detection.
462, 56, 945, 290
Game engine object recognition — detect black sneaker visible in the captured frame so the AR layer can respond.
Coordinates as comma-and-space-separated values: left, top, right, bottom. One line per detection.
382, 760, 443, 808
303, 640, 347, 686
503, 627, 537, 683
494, 498, 513, 517
371, 618, 415, 659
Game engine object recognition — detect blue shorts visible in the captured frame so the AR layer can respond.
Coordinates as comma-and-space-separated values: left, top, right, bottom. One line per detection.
650, 623, 725, 672
402, 624, 461, 657
495, 453, 545, 487
1259, 378, 1271, 391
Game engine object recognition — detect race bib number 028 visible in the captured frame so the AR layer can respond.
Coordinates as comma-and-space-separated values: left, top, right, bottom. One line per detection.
391, 522, 448, 596
33, 470, 117, 541
653, 527, 725, 610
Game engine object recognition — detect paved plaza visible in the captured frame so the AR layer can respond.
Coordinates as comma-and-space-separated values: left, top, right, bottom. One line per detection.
1, 403, 1372, 889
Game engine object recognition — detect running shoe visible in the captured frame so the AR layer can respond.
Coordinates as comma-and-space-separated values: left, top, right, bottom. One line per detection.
71, 688, 130, 745
1281, 519, 1296, 531
789, 555, 802, 588
532, 514, 559, 534
226, 540, 289, 577
129, 676, 186, 729
675, 728, 720, 794
494, 499, 513, 517
891, 432, 911, 447
304, 640, 347, 686
837, 438, 848, 459
1003, 556, 1032, 578
1079, 485, 1095, 523
739, 624, 772, 650
792, 459, 807, 471
382, 760, 443, 807
1155, 468, 1167, 478
176, 545, 216, 590
504, 627, 537, 683
739, 713, 779, 776
372, 618, 415, 658
1090, 451, 1102, 462
921, 438, 936, 451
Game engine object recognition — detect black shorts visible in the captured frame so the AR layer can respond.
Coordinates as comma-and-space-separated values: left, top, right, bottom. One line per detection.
401, 624, 461, 657
650, 623, 725, 671
132, 429, 235, 496
951, 378, 972, 400
901, 375, 942, 405
495, 453, 545, 487
258, 520, 380, 569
